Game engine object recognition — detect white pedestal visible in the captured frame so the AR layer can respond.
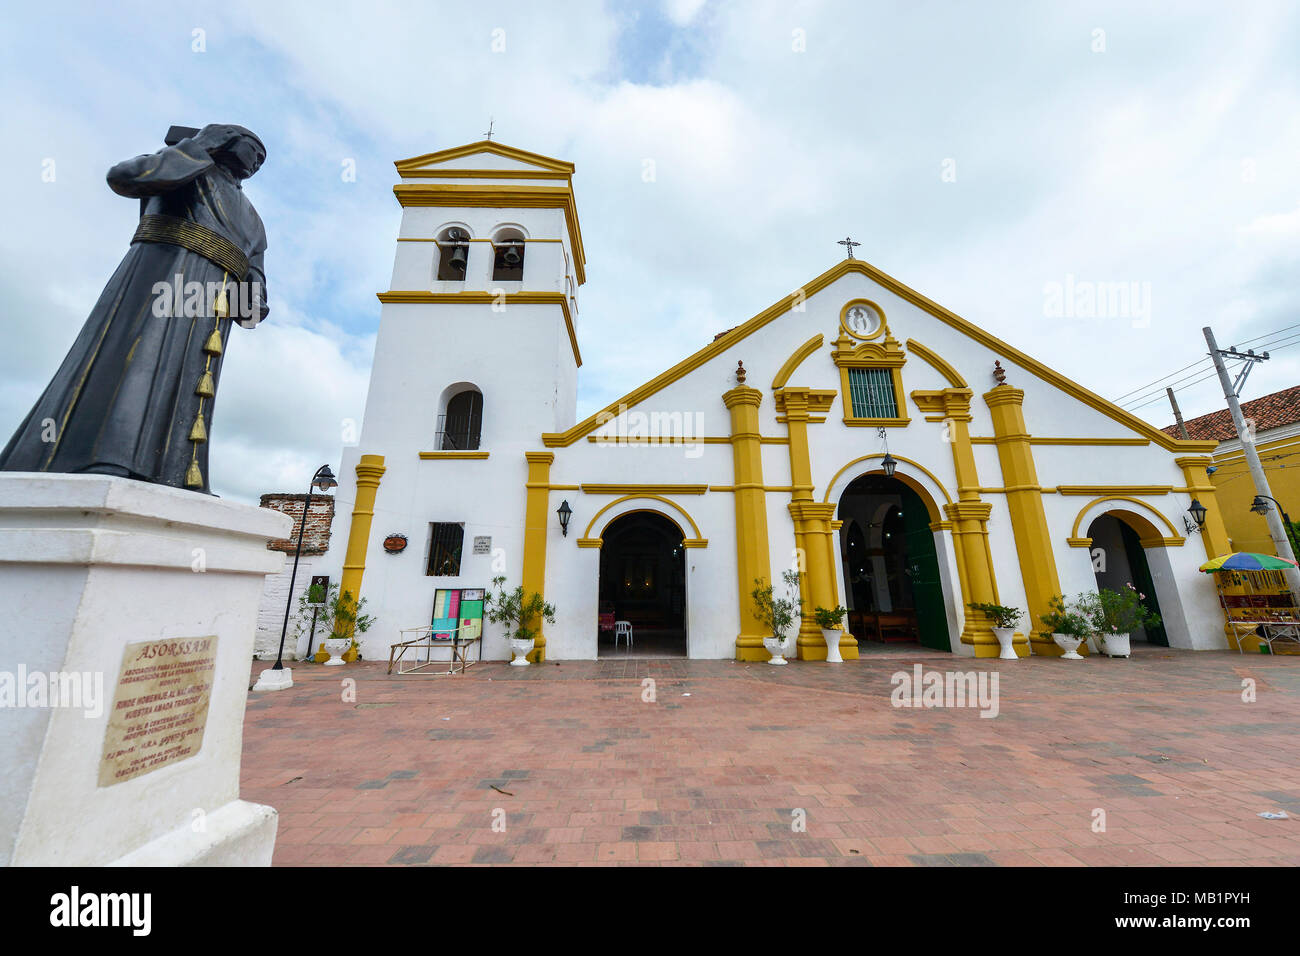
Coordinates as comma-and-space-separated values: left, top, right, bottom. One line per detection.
0, 474, 291, 866
252, 666, 293, 691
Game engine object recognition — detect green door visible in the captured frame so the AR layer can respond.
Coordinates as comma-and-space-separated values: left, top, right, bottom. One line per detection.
1118, 521, 1169, 646
900, 486, 950, 651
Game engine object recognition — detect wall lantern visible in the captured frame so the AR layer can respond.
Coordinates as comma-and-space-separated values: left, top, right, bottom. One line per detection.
1187, 499, 1207, 528
557, 499, 572, 537
881, 453, 898, 479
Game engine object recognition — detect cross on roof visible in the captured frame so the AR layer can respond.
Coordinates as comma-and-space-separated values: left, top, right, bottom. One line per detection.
838, 236, 860, 260
483, 118, 495, 141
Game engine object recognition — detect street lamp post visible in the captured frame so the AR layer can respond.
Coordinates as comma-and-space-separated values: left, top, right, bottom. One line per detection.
1251, 494, 1297, 553
253, 464, 338, 692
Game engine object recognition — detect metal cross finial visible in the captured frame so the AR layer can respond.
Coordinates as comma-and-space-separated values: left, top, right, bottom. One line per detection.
838, 236, 860, 260
484, 118, 494, 141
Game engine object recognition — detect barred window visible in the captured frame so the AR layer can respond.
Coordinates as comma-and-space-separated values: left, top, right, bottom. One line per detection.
847, 367, 899, 419
427, 522, 465, 576
439, 389, 482, 450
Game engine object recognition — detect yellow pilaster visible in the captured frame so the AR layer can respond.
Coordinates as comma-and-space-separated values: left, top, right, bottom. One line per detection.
984, 385, 1060, 657
725, 387, 773, 660
520, 451, 554, 662
773, 386, 850, 659
934, 388, 1001, 656
1176, 456, 1231, 561
324, 454, 386, 660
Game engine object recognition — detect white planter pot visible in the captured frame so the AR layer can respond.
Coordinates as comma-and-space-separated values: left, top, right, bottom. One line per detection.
1099, 631, 1132, 658
509, 637, 535, 666
322, 637, 350, 666
821, 628, 844, 663
1052, 633, 1084, 660
763, 636, 790, 665
1084, 634, 1103, 655
992, 627, 1019, 660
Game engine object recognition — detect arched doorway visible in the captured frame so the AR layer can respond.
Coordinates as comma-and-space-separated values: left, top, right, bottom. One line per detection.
1085, 513, 1169, 646
597, 511, 687, 658
837, 473, 950, 651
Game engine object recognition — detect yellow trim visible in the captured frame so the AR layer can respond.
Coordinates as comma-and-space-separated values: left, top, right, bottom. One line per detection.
1067, 537, 1094, 548
969, 436, 1151, 446
540, 258, 1218, 451
395, 140, 576, 176
392, 183, 586, 285
822, 453, 954, 514
418, 451, 490, 460
905, 339, 968, 388
1138, 536, 1185, 549
580, 483, 708, 496
336, 454, 386, 646
771, 334, 824, 390
839, 298, 888, 341
377, 290, 581, 368
1056, 485, 1172, 496
579, 494, 705, 541
1068, 495, 1184, 542
399, 170, 569, 180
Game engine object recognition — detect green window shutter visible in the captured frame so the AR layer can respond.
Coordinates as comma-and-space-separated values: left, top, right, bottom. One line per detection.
847, 367, 898, 419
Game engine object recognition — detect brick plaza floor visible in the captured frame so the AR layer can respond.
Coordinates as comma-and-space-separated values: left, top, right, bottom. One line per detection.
240, 644, 1300, 866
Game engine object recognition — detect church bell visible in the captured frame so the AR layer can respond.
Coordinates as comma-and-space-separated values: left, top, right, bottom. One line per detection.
502, 242, 522, 266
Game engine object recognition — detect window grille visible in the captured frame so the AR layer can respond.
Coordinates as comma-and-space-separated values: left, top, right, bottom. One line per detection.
847, 367, 898, 419
427, 523, 465, 576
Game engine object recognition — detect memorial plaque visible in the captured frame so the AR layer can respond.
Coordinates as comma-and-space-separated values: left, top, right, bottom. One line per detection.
473, 536, 491, 555
98, 636, 218, 788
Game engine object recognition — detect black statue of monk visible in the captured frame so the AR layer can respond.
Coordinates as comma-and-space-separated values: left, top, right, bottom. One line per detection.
0, 124, 269, 493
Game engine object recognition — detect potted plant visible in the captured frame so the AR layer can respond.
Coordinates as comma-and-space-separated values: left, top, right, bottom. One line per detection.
486, 575, 556, 666
970, 602, 1023, 660
812, 605, 848, 663
1040, 593, 1091, 659
1081, 585, 1160, 658
318, 585, 374, 666
752, 569, 802, 665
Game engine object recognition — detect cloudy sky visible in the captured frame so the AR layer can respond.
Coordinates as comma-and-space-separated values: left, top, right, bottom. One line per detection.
2, 1, 1298, 502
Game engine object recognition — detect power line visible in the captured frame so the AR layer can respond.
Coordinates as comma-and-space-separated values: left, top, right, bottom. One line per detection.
1111, 320, 1300, 405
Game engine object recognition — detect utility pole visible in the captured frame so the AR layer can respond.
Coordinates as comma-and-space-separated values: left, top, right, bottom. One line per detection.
1203, 326, 1300, 599
1166, 387, 1188, 439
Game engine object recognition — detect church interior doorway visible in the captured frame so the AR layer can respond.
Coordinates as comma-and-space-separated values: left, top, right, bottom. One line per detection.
837, 473, 950, 651
1085, 513, 1169, 646
597, 511, 687, 658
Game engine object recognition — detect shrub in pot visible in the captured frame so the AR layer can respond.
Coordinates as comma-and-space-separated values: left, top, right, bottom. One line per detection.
1079, 585, 1161, 658
486, 575, 556, 666
812, 605, 848, 663
1040, 593, 1089, 660
969, 602, 1023, 660
310, 584, 374, 666
751, 570, 802, 665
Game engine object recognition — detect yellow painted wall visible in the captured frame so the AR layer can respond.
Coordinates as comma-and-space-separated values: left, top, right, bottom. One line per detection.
1208, 431, 1300, 554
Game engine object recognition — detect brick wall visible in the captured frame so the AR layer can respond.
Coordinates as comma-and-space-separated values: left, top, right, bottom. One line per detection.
254, 494, 338, 660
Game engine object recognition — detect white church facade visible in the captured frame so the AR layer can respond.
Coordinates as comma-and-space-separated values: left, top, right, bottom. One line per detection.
317, 140, 1235, 662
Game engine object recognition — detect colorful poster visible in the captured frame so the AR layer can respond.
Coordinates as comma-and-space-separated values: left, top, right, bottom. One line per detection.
432, 588, 484, 641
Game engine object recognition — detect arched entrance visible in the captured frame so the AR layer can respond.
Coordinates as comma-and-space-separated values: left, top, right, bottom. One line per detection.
597, 511, 687, 658
1085, 513, 1169, 646
837, 473, 951, 651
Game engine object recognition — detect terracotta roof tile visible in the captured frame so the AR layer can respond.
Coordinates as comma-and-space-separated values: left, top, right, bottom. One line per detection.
1161, 385, 1300, 441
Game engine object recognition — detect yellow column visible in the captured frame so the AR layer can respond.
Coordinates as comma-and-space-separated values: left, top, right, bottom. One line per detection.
1176, 456, 1231, 561
939, 389, 1001, 656
725, 386, 773, 660
520, 451, 554, 663
985, 385, 1061, 657
773, 386, 843, 659
325, 454, 385, 660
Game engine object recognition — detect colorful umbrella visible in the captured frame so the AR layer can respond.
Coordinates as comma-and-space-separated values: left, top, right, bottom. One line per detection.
1199, 552, 1300, 572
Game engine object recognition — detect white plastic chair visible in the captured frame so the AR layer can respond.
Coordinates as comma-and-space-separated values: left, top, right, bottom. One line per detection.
614, 620, 633, 648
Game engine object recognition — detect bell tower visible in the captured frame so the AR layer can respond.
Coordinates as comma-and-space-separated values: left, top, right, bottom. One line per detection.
362, 140, 586, 454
